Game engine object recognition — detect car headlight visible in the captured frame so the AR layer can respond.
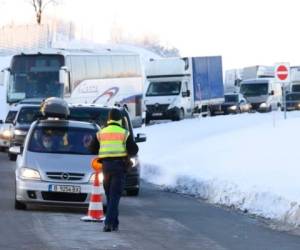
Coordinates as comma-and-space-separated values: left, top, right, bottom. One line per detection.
229, 105, 237, 110
168, 98, 178, 110
19, 168, 41, 180
89, 172, 104, 183
14, 129, 27, 136
259, 103, 267, 108
2, 130, 12, 139
130, 157, 139, 168
297, 103, 300, 108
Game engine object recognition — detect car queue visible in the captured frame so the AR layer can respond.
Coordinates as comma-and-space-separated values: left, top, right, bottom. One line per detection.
0, 97, 147, 211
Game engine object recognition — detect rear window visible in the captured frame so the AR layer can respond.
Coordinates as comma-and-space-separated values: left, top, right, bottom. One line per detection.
5, 111, 17, 123
28, 127, 99, 155
17, 107, 41, 124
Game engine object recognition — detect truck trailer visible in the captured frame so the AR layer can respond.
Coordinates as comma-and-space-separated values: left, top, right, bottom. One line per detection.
144, 56, 224, 122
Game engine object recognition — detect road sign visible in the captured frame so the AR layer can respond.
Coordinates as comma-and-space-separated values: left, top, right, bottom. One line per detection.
275, 63, 290, 83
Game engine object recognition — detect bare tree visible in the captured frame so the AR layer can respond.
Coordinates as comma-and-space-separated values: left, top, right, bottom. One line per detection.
28, 0, 59, 25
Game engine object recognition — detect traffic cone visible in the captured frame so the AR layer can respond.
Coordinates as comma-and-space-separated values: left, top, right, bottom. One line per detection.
81, 158, 105, 222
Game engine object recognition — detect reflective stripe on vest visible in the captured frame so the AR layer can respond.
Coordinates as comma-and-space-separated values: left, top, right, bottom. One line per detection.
98, 122, 129, 158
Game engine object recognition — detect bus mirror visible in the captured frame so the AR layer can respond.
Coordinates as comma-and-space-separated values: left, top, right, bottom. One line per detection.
2, 68, 11, 86
59, 67, 70, 91
269, 90, 274, 95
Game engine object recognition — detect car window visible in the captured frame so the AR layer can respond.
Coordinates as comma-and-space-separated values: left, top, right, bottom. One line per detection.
28, 127, 99, 155
5, 111, 17, 123
69, 108, 109, 128
68, 107, 131, 131
17, 107, 41, 124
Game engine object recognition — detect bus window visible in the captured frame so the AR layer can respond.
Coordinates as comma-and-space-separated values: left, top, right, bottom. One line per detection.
70, 56, 86, 89
85, 56, 100, 79
98, 56, 112, 78
112, 56, 125, 77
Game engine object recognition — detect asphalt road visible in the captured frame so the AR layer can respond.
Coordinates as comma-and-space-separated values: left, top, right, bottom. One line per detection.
1, 152, 300, 250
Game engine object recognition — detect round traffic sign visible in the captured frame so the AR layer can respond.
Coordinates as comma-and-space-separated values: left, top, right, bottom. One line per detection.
276, 65, 289, 81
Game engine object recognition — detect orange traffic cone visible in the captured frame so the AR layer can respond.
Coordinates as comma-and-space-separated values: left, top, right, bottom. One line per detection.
81, 158, 105, 222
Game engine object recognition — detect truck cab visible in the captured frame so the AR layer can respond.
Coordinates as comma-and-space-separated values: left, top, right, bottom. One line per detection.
144, 56, 224, 123
240, 78, 282, 112
144, 58, 193, 123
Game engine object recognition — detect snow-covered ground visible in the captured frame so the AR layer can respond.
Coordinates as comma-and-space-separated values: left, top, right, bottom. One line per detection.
135, 111, 300, 227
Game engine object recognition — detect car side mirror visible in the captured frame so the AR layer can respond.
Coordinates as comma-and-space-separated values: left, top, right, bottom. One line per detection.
135, 133, 147, 143
269, 90, 274, 95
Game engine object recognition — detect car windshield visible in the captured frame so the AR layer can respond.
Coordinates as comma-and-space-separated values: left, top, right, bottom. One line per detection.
240, 83, 268, 97
68, 107, 130, 131
225, 95, 238, 102
5, 111, 17, 123
17, 107, 41, 124
146, 81, 181, 96
28, 127, 99, 155
286, 93, 300, 101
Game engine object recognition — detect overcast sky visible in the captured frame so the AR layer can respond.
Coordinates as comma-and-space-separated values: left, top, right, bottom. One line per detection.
1, 0, 300, 70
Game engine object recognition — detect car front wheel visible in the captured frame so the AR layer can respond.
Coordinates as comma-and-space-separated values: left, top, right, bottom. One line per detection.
15, 199, 26, 210
8, 153, 17, 161
127, 189, 139, 196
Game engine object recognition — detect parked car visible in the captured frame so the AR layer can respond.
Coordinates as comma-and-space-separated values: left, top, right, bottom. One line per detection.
285, 92, 300, 111
14, 100, 146, 210
7, 104, 41, 161
68, 104, 146, 196
213, 93, 251, 115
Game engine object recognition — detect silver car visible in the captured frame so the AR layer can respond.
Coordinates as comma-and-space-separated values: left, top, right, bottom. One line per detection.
14, 118, 103, 210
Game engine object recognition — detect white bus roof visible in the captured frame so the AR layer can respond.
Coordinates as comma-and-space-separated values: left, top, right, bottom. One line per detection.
11, 48, 140, 57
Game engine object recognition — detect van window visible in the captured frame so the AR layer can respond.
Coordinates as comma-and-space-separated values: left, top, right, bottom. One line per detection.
146, 81, 181, 96
240, 83, 268, 97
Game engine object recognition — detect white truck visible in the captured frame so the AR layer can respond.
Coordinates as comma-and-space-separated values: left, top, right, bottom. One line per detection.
144, 56, 224, 122
289, 66, 300, 92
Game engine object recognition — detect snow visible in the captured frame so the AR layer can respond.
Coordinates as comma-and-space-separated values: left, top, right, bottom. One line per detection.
135, 111, 300, 226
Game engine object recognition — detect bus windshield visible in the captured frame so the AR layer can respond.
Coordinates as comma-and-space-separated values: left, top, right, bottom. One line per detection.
7, 55, 64, 103
240, 83, 268, 97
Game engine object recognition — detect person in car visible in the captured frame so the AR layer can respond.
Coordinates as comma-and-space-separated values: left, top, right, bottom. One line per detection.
41, 133, 54, 151
97, 108, 138, 232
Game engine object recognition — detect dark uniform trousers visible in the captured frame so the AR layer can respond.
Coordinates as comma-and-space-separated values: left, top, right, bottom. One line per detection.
102, 159, 126, 228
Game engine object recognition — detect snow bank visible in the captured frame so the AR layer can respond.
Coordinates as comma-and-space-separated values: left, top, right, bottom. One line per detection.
135, 112, 300, 226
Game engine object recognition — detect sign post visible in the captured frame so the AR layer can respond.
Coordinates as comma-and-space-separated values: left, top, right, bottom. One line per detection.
274, 63, 290, 120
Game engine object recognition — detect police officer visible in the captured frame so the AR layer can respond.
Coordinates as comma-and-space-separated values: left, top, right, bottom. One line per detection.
97, 108, 138, 232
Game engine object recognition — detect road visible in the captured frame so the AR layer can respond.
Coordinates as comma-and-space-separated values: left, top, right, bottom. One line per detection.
1, 152, 300, 250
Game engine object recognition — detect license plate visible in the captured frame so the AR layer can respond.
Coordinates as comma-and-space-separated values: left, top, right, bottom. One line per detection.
152, 112, 162, 116
49, 184, 81, 193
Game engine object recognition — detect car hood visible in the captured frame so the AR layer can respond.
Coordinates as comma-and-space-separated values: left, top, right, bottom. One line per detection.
23, 151, 97, 175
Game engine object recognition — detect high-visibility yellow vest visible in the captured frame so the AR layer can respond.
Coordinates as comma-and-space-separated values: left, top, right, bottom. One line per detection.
98, 120, 129, 158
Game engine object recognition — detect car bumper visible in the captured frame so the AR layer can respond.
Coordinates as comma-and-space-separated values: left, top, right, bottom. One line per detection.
146, 107, 179, 120
16, 178, 105, 206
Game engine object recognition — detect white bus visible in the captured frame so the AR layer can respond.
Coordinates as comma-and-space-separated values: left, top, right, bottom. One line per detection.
1, 49, 144, 126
